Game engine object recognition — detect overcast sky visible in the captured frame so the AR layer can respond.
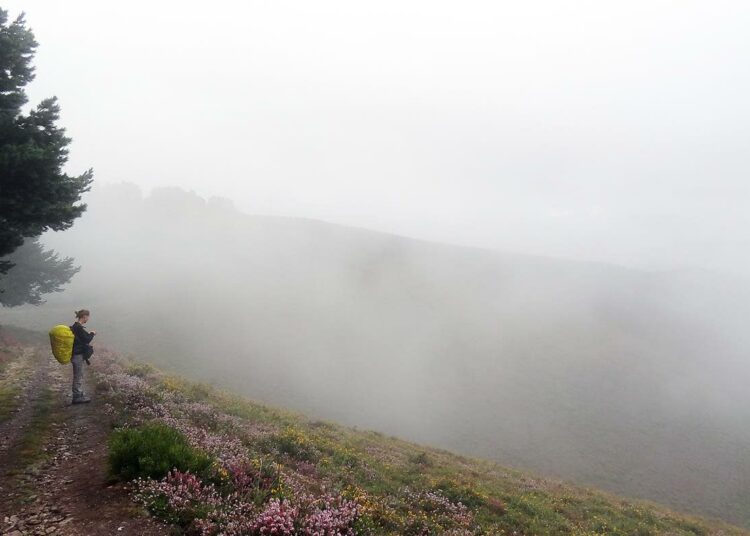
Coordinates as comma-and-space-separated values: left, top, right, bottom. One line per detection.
7, 1, 750, 274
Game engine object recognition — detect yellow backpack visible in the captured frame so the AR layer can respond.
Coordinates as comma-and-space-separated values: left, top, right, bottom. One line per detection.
49, 325, 74, 364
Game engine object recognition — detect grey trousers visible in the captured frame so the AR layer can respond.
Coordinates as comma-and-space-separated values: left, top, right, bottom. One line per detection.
71, 353, 85, 399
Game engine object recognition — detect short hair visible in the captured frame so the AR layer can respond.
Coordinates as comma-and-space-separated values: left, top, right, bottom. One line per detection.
74, 309, 91, 319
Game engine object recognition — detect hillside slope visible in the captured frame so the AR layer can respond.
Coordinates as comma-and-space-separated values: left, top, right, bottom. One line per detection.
1, 327, 747, 535
3, 184, 750, 526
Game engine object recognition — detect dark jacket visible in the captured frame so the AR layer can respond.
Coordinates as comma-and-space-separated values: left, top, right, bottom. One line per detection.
71, 322, 95, 356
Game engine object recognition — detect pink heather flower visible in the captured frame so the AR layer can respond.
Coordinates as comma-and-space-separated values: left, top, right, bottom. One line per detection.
302, 497, 359, 536
101, 361, 364, 536
194, 500, 257, 536
228, 461, 256, 491
403, 488, 474, 528
134, 470, 222, 516
250, 499, 298, 535
295, 460, 318, 478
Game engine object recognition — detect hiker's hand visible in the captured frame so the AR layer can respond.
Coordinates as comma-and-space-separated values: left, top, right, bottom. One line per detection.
90, 330, 97, 335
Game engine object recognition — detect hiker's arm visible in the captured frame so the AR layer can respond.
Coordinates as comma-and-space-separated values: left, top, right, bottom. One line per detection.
83, 329, 95, 343
73, 323, 95, 344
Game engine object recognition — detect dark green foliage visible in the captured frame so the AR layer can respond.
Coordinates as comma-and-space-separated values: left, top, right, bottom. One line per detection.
0, 238, 79, 306
0, 10, 36, 112
0, 9, 93, 274
108, 423, 214, 481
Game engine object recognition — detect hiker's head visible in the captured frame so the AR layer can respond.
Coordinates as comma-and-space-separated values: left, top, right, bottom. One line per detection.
75, 309, 91, 324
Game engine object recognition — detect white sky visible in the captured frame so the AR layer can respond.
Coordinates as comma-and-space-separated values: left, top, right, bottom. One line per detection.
7, 1, 750, 273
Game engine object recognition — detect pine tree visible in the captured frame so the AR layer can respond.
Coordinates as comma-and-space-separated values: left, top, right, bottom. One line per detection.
0, 9, 93, 274
0, 238, 79, 307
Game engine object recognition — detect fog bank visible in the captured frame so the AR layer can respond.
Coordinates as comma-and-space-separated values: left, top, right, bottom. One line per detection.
3, 184, 750, 526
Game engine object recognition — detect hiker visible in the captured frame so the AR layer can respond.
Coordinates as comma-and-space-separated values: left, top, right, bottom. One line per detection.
71, 309, 96, 404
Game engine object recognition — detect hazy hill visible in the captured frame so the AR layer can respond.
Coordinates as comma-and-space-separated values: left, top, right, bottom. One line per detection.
3, 183, 749, 527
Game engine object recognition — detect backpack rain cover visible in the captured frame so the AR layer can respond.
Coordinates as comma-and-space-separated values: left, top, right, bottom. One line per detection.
49, 325, 74, 364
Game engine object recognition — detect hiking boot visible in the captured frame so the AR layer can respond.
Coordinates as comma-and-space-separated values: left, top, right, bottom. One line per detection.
72, 396, 91, 404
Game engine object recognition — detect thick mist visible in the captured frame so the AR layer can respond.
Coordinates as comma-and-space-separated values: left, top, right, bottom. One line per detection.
6, 0, 750, 274
2, 0, 750, 530
3, 184, 750, 526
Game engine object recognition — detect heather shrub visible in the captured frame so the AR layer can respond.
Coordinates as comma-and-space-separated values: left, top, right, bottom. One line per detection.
404, 489, 474, 532
300, 496, 360, 535
161, 374, 213, 401
250, 499, 298, 535
329, 444, 360, 469
126, 361, 157, 378
222, 458, 286, 504
265, 427, 320, 462
408, 451, 433, 467
135, 470, 223, 527
109, 423, 214, 481
433, 479, 486, 509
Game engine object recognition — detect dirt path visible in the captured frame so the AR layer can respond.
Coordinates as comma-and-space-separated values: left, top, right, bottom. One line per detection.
0, 347, 48, 470
0, 343, 166, 536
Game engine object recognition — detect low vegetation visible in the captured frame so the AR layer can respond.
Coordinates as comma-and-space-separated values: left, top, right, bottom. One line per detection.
95, 353, 747, 536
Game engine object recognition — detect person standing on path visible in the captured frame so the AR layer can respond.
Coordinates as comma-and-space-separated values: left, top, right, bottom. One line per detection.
70, 309, 95, 404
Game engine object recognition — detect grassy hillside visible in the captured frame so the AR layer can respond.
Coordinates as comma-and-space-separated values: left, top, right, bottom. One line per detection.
82, 343, 745, 536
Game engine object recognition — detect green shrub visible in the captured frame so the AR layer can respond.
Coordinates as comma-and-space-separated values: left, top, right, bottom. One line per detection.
108, 423, 214, 481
